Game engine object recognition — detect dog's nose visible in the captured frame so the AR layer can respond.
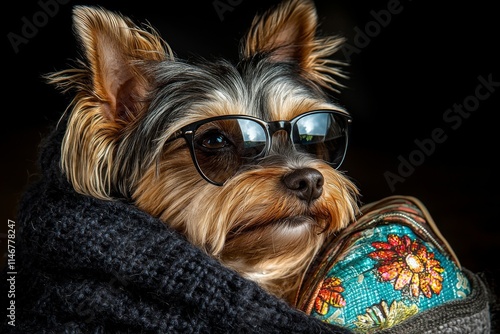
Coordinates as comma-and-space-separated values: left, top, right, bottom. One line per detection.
282, 168, 324, 202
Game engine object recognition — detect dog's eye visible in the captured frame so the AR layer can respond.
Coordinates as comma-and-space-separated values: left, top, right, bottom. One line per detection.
199, 130, 230, 150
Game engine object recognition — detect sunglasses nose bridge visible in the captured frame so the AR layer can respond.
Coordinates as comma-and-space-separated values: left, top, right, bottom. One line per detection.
266, 120, 294, 152
267, 121, 292, 139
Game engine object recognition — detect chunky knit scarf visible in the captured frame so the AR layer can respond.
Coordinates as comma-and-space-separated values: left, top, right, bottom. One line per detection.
2, 125, 353, 333
2, 122, 494, 333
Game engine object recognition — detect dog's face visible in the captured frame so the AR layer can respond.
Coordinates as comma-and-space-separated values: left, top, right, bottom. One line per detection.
50, 0, 359, 300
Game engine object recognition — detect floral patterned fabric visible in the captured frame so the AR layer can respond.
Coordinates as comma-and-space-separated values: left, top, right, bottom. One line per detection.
295, 196, 471, 333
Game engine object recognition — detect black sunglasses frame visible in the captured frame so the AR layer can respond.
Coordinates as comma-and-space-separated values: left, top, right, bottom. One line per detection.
169, 109, 353, 186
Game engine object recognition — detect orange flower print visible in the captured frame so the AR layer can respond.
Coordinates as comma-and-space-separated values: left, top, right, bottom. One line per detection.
368, 234, 444, 298
314, 277, 346, 315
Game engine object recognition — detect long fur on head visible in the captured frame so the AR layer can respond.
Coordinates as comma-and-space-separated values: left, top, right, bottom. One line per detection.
47, 0, 359, 302
242, 0, 347, 92
46, 6, 172, 199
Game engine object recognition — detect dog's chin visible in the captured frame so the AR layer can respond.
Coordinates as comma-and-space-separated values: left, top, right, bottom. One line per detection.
220, 214, 326, 300
224, 215, 325, 259
269, 215, 318, 235
278, 215, 316, 226
230, 215, 319, 237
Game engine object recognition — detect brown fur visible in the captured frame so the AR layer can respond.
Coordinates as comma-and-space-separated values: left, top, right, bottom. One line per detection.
48, 0, 359, 303
243, 0, 347, 92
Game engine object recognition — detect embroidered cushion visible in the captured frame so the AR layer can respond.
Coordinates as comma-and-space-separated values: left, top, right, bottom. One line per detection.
295, 196, 473, 332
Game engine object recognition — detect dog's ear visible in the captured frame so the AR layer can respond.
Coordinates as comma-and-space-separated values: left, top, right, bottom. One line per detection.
61, 6, 171, 122
47, 6, 172, 200
242, 0, 346, 90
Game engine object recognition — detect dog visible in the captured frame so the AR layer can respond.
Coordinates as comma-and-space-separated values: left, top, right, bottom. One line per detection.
47, 0, 359, 304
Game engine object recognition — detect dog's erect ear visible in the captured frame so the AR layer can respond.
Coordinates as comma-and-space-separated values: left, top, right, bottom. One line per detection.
47, 6, 172, 200
242, 0, 346, 90
62, 6, 171, 122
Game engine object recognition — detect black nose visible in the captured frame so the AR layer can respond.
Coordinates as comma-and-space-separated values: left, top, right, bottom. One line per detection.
282, 168, 324, 202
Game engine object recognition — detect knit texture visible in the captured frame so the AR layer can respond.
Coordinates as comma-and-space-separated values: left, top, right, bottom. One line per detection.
1, 124, 352, 333
379, 269, 491, 334
2, 122, 494, 333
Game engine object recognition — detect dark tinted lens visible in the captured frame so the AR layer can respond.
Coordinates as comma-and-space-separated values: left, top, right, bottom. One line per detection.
193, 118, 267, 184
292, 112, 348, 167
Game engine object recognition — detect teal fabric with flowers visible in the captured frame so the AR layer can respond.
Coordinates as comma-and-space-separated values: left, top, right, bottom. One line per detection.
295, 196, 471, 332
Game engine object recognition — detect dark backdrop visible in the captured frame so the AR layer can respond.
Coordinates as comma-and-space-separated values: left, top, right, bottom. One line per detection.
3, 0, 499, 308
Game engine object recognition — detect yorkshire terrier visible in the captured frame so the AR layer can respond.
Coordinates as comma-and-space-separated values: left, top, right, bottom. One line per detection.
48, 0, 359, 304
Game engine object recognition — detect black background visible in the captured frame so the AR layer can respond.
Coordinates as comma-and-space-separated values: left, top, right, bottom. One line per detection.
2, 0, 499, 314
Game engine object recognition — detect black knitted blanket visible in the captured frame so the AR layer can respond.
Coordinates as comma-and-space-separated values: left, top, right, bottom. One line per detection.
2, 125, 354, 333
2, 123, 495, 333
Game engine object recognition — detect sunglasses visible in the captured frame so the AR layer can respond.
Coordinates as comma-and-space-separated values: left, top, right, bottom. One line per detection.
168, 110, 352, 185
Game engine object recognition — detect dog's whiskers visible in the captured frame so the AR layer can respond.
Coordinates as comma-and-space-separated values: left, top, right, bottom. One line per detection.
48, 0, 359, 303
